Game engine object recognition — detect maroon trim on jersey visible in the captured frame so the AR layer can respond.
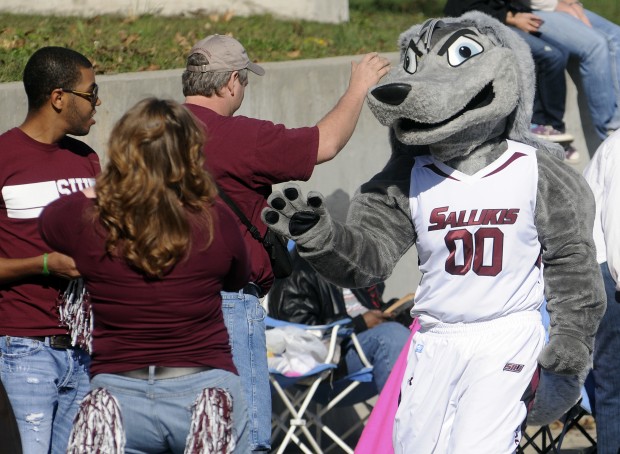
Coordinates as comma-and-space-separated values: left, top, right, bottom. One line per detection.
483, 152, 527, 178
535, 252, 542, 269
423, 163, 459, 180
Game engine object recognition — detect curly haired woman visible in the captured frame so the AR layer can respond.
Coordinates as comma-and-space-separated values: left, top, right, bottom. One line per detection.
40, 98, 250, 453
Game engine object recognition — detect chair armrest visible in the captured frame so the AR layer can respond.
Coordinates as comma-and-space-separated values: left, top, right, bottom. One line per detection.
265, 315, 351, 331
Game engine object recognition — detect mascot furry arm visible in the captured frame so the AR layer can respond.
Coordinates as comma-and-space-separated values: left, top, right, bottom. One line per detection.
262, 12, 605, 424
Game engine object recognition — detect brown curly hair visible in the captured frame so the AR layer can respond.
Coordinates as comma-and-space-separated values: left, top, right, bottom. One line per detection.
95, 98, 216, 278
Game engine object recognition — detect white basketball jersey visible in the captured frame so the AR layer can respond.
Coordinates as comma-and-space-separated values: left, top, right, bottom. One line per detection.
410, 141, 544, 327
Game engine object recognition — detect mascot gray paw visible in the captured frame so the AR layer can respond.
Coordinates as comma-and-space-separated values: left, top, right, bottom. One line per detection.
527, 369, 582, 426
538, 335, 590, 375
261, 183, 332, 245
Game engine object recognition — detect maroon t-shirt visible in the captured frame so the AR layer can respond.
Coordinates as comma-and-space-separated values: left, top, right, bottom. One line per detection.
185, 104, 319, 292
40, 193, 250, 376
0, 128, 100, 336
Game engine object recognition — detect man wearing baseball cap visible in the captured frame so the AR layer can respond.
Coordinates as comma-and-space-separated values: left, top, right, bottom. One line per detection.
182, 34, 390, 452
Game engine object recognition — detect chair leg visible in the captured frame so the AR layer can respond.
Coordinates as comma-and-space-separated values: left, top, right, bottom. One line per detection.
518, 425, 560, 454
271, 375, 328, 454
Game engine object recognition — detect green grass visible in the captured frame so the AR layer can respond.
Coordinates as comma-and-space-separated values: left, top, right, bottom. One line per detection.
0, 0, 617, 83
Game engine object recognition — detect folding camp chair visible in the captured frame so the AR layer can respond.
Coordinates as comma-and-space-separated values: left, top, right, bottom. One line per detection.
266, 316, 376, 454
517, 390, 596, 454
517, 302, 597, 453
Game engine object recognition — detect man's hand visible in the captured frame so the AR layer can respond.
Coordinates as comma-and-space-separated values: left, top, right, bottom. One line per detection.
556, 1, 591, 27
506, 11, 544, 33
362, 309, 393, 329
46, 252, 81, 279
349, 52, 391, 96
315, 52, 390, 163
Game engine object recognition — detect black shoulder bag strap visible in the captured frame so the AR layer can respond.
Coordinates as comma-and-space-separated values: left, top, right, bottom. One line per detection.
217, 186, 264, 243
217, 186, 293, 279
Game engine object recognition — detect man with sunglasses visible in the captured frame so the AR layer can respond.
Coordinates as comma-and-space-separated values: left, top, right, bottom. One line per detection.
0, 46, 101, 454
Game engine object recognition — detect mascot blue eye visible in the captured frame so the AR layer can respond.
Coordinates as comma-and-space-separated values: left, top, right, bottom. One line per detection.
447, 36, 484, 67
404, 47, 417, 74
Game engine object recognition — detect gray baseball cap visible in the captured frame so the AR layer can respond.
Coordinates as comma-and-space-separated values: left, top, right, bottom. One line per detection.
186, 34, 265, 76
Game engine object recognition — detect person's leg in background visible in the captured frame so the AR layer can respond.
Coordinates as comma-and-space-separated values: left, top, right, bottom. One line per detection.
535, 11, 620, 138
0, 378, 22, 454
221, 290, 271, 453
345, 321, 410, 392
584, 9, 620, 135
514, 29, 570, 134
592, 263, 620, 454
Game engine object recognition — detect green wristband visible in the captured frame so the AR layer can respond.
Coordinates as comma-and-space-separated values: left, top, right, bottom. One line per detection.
42, 253, 50, 276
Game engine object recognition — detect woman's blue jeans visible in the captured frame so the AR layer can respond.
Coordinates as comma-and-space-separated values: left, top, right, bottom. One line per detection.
91, 368, 249, 453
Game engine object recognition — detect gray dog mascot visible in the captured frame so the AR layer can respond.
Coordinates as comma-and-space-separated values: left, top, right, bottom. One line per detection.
262, 12, 605, 452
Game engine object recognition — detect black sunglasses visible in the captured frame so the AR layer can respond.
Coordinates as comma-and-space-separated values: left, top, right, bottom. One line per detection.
61, 84, 99, 108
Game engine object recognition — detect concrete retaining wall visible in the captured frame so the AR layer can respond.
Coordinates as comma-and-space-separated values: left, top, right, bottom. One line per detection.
0, 53, 598, 298
0, 0, 349, 23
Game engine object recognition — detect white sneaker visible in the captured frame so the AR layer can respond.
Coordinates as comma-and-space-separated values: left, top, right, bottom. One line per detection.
531, 124, 575, 143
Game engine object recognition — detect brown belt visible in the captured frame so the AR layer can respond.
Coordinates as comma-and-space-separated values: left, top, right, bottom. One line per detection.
114, 366, 212, 380
22, 335, 74, 350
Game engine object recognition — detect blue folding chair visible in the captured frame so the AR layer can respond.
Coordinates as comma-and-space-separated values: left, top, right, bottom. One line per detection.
267, 316, 376, 454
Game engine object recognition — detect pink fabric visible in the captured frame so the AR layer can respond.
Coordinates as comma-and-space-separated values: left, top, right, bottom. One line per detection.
354, 319, 420, 454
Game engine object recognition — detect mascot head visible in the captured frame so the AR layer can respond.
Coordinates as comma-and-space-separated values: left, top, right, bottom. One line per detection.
368, 12, 564, 162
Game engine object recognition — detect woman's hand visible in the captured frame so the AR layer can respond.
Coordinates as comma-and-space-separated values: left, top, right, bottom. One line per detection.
506, 12, 544, 33
556, 1, 591, 27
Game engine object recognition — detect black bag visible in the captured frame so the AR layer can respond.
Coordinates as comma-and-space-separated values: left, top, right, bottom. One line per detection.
262, 228, 294, 278
218, 188, 293, 279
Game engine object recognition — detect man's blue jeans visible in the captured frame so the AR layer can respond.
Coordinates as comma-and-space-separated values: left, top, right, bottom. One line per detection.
344, 321, 410, 392
535, 10, 620, 138
0, 336, 90, 454
592, 263, 620, 454
222, 290, 270, 452
91, 369, 249, 453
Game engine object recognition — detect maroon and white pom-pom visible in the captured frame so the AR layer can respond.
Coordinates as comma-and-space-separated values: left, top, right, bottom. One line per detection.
57, 278, 93, 353
67, 388, 125, 453
185, 387, 235, 454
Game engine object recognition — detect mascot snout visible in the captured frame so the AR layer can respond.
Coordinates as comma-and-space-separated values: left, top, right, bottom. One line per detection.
371, 83, 412, 106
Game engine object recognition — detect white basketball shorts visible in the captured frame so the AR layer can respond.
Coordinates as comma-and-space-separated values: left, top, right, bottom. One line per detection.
394, 310, 545, 453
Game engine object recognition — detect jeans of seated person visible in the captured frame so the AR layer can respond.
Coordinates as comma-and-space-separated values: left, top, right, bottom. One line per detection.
510, 27, 569, 133
0, 337, 90, 454
592, 262, 620, 454
221, 290, 270, 452
344, 321, 411, 393
91, 369, 249, 453
535, 10, 620, 139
